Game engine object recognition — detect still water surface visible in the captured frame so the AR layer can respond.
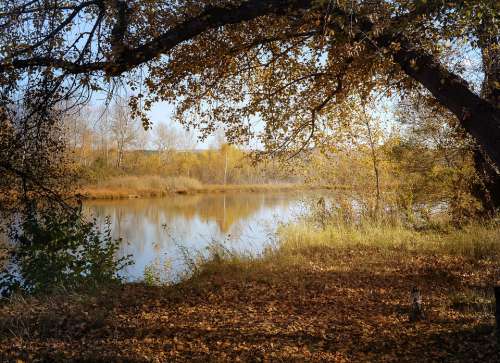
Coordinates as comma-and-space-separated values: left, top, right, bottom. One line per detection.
84, 192, 321, 282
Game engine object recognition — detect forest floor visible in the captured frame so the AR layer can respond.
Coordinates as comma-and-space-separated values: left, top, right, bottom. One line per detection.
1, 240, 499, 362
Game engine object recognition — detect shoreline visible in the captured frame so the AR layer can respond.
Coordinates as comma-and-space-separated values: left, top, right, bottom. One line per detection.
77, 183, 337, 200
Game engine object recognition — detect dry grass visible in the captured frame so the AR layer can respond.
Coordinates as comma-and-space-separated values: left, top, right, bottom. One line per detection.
79, 175, 203, 199
179, 220, 500, 291
195, 183, 328, 193
277, 221, 500, 261
78, 176, 327, 199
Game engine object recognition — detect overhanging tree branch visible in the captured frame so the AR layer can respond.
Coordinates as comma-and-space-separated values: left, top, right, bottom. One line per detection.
1, 0, 499, 168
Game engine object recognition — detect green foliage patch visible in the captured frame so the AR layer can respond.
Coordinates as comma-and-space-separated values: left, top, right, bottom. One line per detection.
1, 208, 133, 295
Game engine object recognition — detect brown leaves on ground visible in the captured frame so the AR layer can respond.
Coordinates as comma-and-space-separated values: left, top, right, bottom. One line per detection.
1, 248, 499, 362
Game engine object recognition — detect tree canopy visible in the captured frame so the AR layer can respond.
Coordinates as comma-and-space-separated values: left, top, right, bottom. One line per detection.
0, 1, 499, 167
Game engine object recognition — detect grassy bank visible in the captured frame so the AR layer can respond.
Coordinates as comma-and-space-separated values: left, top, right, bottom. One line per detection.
78, 175, 329, 199
78, 175, 202, 199
1, 221, 499, 361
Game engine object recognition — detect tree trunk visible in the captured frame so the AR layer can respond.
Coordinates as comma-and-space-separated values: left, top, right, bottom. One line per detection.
473, 35, 500, 213
363, 107, 381, 216
116, 141, 124, 168
224, 148, 228, 185
385, 38, 500, 171
366, 122, 380, 215
472, 148, 500, 213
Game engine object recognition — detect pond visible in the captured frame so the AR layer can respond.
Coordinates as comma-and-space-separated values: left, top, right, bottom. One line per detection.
84, 191, 325, 282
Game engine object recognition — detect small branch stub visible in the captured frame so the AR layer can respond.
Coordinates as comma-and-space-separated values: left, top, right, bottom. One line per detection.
409, 287, 425, 322
495, 286, 500, 338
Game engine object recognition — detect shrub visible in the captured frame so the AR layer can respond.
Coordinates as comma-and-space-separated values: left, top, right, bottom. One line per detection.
1, 208, 133, 295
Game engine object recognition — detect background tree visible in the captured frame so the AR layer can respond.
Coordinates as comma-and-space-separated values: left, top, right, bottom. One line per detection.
110, 101, 141, 168
153, 123, 180, 163
0, 104, 74, 217
391, 94, 479, 223
94, 105, 113, 168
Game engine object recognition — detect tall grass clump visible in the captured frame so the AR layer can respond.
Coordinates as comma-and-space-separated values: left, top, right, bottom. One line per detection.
96, 175, 202, 192
171, 240, 275, 287
275, 196, 500, 260
277, 218, 500, 261
163, 176, 203, 191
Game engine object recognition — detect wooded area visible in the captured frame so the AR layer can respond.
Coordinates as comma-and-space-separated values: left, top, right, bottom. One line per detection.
0, 0, 499, 361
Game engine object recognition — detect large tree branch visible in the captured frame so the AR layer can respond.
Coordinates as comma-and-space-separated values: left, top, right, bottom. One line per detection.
106, 0, 315, 75
0, 0, 314, 74
110, 0, 130, 57
0, 57, 106, 74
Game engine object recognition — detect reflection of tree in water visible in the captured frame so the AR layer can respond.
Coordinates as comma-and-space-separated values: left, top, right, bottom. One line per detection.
85, 192, 294, 234
196, 193, 280, 233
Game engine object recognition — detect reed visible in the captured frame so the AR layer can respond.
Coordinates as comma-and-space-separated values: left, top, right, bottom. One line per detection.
277, 220, 500, 260
78, 176, 323, 199
79, 175, 202, 199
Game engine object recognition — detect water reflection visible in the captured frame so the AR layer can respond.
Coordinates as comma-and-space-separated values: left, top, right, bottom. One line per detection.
84, 192, 312, 281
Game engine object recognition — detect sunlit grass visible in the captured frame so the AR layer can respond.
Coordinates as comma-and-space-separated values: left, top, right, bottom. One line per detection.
78, 176, 323, 199
96, 175, 202, 191
79, 175, 203, 198
277, 220, 500, 260
174, 218, 500, 287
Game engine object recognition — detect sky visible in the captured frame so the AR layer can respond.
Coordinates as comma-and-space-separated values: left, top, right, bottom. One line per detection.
147, 101, 217, 150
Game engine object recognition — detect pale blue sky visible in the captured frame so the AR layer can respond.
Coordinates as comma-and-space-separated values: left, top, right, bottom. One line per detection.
147, 101, 238, 150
